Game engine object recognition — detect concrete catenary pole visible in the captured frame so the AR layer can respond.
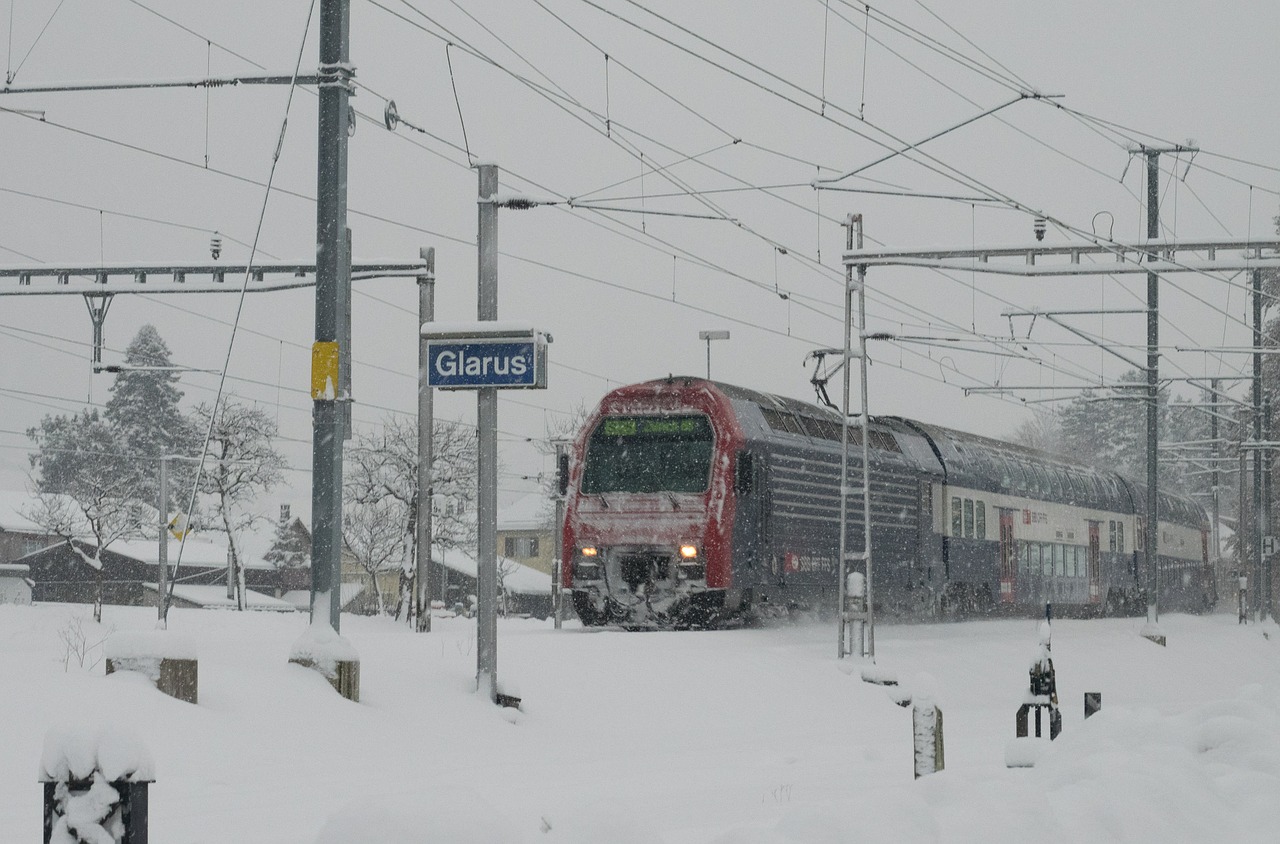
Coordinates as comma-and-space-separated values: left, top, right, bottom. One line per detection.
311, 0, 352, 631
476, 164, 499, 701
416, 247, 436, 632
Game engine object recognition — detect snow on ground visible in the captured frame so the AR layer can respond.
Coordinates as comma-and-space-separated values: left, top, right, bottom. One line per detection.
2, 603, 1278, 843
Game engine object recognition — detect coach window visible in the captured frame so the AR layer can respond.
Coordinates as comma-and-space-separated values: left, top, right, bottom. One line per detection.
1053, 543, 1065, 577
975, 501, 986, 539
1074, 546, 1083, 577
1040, 544, 1051, 576
1117, 522, 1125, 553
951, 497, 962, 536
1109, 520, 1117, 552
963, 499, 975, 538
1020, 541, 1031, 573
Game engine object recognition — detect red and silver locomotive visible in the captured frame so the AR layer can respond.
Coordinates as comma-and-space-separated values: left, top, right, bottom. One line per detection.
561, 377, 1212, 627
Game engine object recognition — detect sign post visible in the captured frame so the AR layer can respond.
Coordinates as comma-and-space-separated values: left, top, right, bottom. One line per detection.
422, 319, 549, 704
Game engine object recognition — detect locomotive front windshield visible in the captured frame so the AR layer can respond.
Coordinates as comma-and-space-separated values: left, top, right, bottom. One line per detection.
582, 414, 714, 494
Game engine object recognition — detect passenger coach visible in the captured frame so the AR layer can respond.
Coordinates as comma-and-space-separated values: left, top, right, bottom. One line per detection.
561, 377, 1212, 627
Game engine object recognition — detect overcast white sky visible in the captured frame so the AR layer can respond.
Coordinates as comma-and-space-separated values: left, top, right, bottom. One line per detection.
1, 0, 1278, 523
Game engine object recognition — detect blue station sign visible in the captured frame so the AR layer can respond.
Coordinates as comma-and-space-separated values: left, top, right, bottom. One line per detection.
426, 337, 546, 389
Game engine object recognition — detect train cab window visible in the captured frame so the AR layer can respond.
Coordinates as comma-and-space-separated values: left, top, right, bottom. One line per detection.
975, 501, 986, 540
1109, 520, 1117, 552
582, 414, 714, 493
963, 499, 975, 538
1117, 522, 1125, 553
951, 497, 962, 536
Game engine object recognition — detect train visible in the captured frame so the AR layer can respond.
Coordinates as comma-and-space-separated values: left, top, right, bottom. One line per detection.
559, 376, 1214, 628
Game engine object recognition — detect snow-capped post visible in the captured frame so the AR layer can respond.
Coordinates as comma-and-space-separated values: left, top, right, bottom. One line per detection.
1005, 617, 1061, 768
912, 700, 944, 779
40, 725, 154, 843
1015, 617, 1061, 739
105, 631, 198, 704
289, 623, 360, 701
1004, 609, 1066, 764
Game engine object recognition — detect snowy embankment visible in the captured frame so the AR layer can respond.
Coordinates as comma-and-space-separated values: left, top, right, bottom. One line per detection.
1, 603, 1277, 843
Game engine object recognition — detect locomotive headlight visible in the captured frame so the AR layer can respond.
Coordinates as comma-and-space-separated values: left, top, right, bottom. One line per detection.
679, 544, 699, 559
580, 546, 599, 557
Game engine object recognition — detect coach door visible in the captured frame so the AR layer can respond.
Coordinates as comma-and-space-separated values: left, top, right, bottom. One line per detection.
1087, 521, 1101, 604
998, 509, 1016, 603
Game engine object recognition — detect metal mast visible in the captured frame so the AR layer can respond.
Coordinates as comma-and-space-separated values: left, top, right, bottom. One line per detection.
1143, 149, 1161, 631
476, 163, 499, 701
416, 247, 436, 632
311, 0, 352, 631
838, 214, 873, 661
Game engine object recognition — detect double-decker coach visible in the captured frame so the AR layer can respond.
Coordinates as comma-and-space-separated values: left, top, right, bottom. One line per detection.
561, 376, 1212, 627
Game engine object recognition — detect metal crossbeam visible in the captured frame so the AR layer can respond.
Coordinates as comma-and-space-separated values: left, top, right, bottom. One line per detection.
846, 238, 1280, 276
0, 260, 427, 296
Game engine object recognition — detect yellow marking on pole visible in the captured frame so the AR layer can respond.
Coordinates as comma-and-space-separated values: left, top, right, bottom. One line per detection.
168, 515, 190, 540
311, 341, 340, 400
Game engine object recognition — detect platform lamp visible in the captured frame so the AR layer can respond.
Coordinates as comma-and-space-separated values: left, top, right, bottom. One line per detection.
698, 330, 730, 380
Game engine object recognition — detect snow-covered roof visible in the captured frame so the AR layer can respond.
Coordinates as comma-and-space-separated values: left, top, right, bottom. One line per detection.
0, 490, 63, 534
143, 583, 296, 612
113, 537, 231, 568
281, 582, 366, 613
497, 494, 552, 532
436, 546, 551, 595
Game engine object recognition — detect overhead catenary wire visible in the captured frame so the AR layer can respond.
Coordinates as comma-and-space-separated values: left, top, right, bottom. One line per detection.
166, 0, 318, 604
95, 0, 1250, 388
0, 1, 1264, 443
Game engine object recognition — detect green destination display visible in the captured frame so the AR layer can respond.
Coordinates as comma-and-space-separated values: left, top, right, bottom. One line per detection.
601, 417, 703, 437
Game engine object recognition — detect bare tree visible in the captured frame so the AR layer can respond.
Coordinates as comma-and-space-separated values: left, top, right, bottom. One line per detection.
192, 398, 286, 610
345, 415, 478, 621
1009, 411, 1065, 457
341, 495, 406, 616
26, 411, 146, 622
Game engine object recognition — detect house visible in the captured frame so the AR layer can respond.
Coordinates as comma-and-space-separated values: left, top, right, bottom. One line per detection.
0, 491, 62, 566
497, 494, 556, 575
431, 545, 554, 619
0, 563, 32, 605
16, 534, 308, 609
141, 582, 296, 612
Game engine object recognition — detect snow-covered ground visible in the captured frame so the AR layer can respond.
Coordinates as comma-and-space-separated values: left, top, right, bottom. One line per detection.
2, 603, 1277, 843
